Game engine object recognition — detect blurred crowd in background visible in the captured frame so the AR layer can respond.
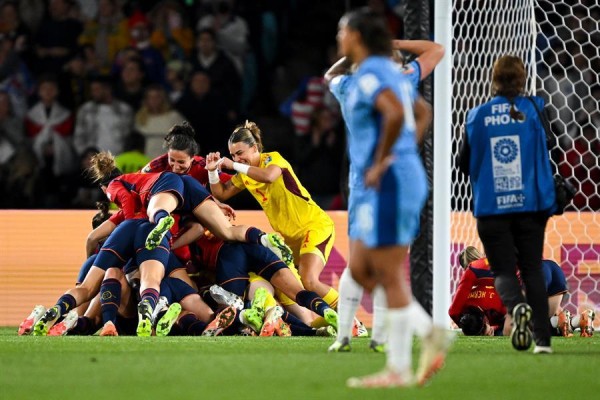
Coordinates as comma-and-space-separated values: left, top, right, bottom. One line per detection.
0, 0, 406, 210
0, 0, 596, 211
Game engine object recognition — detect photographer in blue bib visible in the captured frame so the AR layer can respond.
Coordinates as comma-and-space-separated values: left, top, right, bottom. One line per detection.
458, 55, 557, 354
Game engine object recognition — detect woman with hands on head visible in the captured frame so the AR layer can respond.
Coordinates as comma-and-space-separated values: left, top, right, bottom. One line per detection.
326, 9, 453, 388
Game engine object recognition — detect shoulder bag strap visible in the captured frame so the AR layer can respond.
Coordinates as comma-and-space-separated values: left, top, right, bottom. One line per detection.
526, 96, 559, 175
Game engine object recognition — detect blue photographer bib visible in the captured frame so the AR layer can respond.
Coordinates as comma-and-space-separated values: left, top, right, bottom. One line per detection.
465, 95, 555, 217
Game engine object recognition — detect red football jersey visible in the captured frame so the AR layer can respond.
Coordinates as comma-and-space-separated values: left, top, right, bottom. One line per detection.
106, 172, 164, 219
192, 233, 224, 270
169, 214, 192, 263
143, 154, 231, 185
108, 209, 148, 226
109, 210, 125, 226
449, 258, 506, 326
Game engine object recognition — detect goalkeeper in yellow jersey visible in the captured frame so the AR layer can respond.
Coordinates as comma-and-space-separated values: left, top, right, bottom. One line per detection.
206, 120, 340, 312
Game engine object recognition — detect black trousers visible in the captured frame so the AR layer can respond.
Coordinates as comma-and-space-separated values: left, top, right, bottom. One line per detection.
477, 212, 551, 346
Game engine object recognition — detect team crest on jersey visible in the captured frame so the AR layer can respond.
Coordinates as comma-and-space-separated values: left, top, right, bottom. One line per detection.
358, 73, 380, 97
264, 155, 272, 165
401, 65, 415, 75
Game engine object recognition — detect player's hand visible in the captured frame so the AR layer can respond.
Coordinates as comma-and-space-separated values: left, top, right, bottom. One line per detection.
220, 156, 234, 170
364, 155, 394, 189
206, 152, 221, 171
217, 201, 236, 220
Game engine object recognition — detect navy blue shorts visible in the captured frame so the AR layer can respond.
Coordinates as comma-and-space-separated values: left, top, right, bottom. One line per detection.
95, 219, 171, 272
164, 253, 186, 276
150, 172, 184, 208
76, 254, 97, 284
122, 253, 180, 276
179, 175, 212, 213
122, 259, 136, 275
542, 259, 568, 296
160, 277, 197, 303
216, 242, 287, 285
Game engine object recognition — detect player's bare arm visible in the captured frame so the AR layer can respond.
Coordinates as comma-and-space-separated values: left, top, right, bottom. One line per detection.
171, 221, 204, 249
85, 219, 116, 257
391, 39, 444, 80
324, 56, 353, 82
206, 152, 243, 201
414, 96, 433, 144
219, 148, 283, 184
245, 164, 282, 184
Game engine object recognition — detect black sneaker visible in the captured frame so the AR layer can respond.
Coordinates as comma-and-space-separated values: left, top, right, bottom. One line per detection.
511, 303, 533, 351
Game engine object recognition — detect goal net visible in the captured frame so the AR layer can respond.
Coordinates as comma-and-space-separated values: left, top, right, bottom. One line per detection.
451, 0, 600, 326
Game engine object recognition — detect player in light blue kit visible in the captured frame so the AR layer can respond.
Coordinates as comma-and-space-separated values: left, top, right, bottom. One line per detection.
326, 37, 443, 353
328, 9, 453, 388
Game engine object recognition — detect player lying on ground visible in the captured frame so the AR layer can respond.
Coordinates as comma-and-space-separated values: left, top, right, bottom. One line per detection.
453, 246, 595, 337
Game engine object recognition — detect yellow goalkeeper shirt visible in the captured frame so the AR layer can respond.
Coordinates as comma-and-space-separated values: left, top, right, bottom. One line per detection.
230, 151, 333, 239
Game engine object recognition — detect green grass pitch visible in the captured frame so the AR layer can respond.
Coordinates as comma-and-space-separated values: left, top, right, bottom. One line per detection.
1, 327, 599, 400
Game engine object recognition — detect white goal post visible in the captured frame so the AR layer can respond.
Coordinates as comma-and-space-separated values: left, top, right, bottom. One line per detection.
434, 0, 600, 327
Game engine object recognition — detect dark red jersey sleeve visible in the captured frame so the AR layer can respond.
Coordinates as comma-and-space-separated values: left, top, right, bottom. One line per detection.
142, 154, 169, 173
109, 210, 125, 226
106, 181, 138, 219
449, 269, 477, 324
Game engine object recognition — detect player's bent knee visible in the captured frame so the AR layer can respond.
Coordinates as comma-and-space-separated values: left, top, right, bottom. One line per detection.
299, 275, 320, 291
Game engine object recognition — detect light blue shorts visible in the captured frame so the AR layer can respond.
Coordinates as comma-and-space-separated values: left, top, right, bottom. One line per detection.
348, 156, 427, 248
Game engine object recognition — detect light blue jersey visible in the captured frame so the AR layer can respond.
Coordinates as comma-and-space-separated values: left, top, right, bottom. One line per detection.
329, 55, 427, 247
401, 60, 421, 91
329, 58, 423, 192
344, 56, 420, 174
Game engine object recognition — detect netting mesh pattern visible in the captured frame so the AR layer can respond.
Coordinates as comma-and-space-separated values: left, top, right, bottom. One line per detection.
450, 0, 600, 323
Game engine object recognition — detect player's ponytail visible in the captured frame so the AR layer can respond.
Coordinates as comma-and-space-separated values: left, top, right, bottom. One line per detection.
229, 120, 264, 152
164, 121, 200, 156
89, 151, 122, 186
92, 201, 112, 229
458, 246, 483, 269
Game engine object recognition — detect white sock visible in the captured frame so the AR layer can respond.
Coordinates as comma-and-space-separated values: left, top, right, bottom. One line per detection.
370, 285, 388, 344
336, 267, 363, 341
570, 314, 580, 329
386, 307, 413, 373
409, 299, 433, 338
550, 315, 558, 328
259, 235, 269, 247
